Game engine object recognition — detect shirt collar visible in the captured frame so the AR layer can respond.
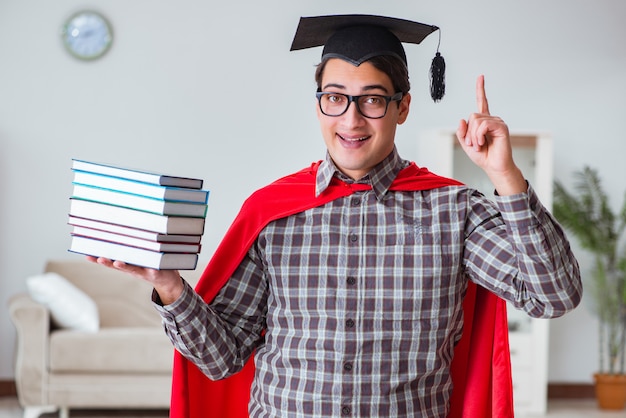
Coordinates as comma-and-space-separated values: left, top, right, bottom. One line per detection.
316, 147, 409, 201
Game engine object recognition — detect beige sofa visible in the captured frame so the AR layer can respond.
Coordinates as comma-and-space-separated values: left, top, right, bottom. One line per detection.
8, 259, 200, 418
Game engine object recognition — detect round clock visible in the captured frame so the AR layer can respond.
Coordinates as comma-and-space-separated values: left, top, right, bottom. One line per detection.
61, 10, 113, 61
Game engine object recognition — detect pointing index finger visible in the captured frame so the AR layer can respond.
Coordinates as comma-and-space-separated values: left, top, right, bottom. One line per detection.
476, 74, 490, 115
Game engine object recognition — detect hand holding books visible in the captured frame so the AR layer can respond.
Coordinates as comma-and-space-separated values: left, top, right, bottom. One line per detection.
87, 256, 185, 305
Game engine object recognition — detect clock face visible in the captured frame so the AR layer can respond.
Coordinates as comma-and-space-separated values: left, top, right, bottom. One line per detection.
61, 11, 113, 60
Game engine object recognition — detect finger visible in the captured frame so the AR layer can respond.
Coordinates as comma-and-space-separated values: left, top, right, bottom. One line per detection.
476, 75, 490, 115
112, 260, 148, 276
456, 119, 469, 144
94, 257, 114, 267
467, 113, 483, 147
475, 119, 489, 147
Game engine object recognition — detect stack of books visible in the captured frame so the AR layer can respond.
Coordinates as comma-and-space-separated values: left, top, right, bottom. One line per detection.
67, 159, 209, 270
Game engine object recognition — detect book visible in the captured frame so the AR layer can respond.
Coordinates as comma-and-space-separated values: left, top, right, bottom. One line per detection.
68, 216, 202, 244
69, 235, 199, 270
69, 199, 206, 235
71, 183, 208, 217
72, 170, 209, 203
71, 225, 202, 253
71, 159, 203, 189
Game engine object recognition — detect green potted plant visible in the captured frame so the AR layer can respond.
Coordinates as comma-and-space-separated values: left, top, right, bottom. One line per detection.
553, 166, 626, 410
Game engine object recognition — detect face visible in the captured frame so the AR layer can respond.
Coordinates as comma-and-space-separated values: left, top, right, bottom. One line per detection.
317, 58, 411, 180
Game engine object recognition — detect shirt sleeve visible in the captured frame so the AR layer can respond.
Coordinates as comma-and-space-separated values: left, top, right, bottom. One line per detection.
463, 184, 582, 318
152, 248, 268, 380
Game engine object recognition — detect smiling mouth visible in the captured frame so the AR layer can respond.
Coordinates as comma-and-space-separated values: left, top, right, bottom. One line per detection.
338, 134, 370, 142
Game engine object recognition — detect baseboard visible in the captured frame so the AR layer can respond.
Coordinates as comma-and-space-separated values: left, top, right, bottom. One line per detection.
547, 382, 595, 399
0, 380, 17, 397
0, 379, 596, 400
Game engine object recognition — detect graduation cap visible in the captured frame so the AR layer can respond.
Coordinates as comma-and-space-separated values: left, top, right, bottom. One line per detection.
290, 14, 446, 102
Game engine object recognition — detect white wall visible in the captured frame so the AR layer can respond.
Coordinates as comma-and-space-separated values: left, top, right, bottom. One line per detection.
1, 0, 624, 383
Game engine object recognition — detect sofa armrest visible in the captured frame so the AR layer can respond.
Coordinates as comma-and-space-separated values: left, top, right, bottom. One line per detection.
8, 293, 51, 406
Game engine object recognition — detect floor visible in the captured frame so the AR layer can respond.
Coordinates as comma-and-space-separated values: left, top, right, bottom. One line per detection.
0, 399, 167, 418
1, 398, 625, 418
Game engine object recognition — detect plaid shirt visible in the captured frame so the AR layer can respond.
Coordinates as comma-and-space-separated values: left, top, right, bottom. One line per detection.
155, 148, 581, 417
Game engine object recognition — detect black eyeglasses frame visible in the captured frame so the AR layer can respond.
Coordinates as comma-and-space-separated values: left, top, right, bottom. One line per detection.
315, 91, 404, 119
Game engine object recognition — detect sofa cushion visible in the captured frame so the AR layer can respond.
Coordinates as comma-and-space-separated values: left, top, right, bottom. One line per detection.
44, 260, 162, 328
26, 272, 99, 332
49, 328, 173, 373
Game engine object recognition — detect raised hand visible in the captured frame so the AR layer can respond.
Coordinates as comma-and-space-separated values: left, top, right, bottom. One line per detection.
456, 75, 527, 195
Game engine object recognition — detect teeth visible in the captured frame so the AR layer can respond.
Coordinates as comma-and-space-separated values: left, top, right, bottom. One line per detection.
341, 135, 368, 142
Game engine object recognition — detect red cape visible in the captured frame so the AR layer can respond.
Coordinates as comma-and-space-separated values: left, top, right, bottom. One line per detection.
170, 162, 514, 418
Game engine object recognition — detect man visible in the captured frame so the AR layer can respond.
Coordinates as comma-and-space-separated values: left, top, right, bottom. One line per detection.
90, 14, 582, 417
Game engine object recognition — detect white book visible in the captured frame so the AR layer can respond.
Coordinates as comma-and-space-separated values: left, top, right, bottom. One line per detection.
71, 226, 201, 253
71, 159, 203, 189
69, 235, 199, 270
72, 170, 209, 203
68, 216, 202, 244
71, 183, 207, 217
69, 199, 206, 235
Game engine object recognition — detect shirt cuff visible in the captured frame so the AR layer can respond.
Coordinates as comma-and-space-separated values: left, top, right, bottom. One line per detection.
494, 182, 542, 229
151, 277, 194, 315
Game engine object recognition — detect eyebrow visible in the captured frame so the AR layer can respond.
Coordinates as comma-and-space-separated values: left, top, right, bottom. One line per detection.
322, 83, 391, 94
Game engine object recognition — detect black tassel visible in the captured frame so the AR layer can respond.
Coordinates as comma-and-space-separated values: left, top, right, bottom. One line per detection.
430, 52, 446, 102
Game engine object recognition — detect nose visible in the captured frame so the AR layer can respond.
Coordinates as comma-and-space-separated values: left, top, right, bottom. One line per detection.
342, 99, 366, 126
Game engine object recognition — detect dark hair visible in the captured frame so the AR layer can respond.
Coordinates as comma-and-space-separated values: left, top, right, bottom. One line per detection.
315, 55, 411, 95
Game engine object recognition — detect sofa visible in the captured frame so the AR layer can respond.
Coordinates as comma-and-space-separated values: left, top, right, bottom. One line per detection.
8, 259, 201, 418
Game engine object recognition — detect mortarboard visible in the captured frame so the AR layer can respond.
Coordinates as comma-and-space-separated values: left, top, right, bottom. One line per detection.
290, 14, 446, 102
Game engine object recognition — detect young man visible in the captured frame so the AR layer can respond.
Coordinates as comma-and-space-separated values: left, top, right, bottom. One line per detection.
90, 14, 582, 417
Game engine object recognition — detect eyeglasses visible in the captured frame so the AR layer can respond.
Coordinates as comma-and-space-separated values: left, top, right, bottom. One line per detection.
316, 91, 403, 119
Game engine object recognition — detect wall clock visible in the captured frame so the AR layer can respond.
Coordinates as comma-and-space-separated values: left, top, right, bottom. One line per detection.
61, 10, 113, 61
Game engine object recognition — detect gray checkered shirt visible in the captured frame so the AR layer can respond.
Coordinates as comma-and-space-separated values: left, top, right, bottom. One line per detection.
155, 148, 581, 417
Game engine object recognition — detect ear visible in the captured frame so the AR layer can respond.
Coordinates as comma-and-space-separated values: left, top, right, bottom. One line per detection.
315, 97, 323, 120
397, 93, 411, 125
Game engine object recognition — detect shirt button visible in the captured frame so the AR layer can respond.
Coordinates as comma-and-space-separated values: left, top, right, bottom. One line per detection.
351, 197, 361, 206
345, 319, 355, 328
343, 362, 353, 372
347, 276, 356, 285
349, 233, 358, 243
342, 406, 351, 416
